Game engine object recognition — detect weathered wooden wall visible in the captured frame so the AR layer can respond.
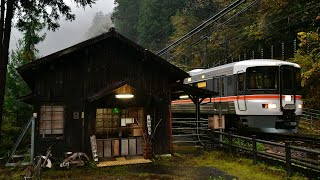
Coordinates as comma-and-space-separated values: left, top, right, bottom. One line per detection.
29, 35, 177, 157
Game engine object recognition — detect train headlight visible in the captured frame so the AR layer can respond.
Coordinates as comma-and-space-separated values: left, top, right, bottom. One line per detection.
262, 104, 277, 109
298, 104, 303, 109
179, 95, 189, 99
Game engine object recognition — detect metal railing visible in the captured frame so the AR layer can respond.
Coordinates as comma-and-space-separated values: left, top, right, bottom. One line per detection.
302, 108, 320, 121
211, 131, 320, 176
300, 108, 320, 131
172, 117, 210, 144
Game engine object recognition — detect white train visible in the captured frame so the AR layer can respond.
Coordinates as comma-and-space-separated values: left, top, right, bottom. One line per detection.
171, 59, 303, 133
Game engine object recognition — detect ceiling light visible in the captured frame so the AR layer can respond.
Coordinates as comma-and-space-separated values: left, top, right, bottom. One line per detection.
115, 94, 134, 99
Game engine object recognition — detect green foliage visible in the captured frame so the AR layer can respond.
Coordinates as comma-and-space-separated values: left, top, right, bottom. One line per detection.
15, 0, 97, 31
113, 0, 319, 68
0, 40, 33, 157
0, 1, 57, 157
112, 0, 142, 42
292, 30, 320, 109
137, 0, 190, 51
112, 0, 190, 51
0, 0, 97, 145
84, 160, 97, 169
112, 0, 320, 108
233, 138, 266, 152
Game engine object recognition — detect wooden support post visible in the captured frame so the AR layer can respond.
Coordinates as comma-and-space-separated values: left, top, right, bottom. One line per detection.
228, 131, 233, 155
252, 135, 257, 165
31, 117, 35, 164
285, 141, 292, 176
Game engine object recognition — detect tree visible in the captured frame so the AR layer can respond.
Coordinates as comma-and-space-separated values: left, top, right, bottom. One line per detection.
112, 0, 142, 42
292, 30, 320, 109
0, 0, 96, 137
137, 0, 190, 51
85, 11, 113, 39
0, 2, 46, 156
1, 40, 33, 157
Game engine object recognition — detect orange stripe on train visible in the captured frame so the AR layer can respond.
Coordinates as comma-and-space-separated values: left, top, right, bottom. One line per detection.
172, 95, 302, 104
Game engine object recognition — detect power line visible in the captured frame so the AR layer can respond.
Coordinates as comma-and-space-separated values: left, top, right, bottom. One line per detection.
167, 0, 259, 61
148, 3, 200, 48
156, 0, 246, 57
145, 8, 182, 42
167, 0, 319, 62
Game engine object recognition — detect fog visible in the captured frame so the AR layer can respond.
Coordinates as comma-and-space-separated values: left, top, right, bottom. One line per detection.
10, 0, 115, 57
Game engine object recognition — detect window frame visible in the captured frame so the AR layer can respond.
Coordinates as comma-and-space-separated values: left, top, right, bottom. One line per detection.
246, 66, 278, 91
39, 104, 65, 138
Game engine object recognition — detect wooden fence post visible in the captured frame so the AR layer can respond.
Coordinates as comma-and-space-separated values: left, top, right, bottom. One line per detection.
211, 130, 215, 150
228, 131, 233, 155
252, 135, 257, 165
285, 141, 292, 176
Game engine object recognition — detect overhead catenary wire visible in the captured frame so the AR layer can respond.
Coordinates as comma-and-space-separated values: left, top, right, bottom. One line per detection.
156, 0, 246, 57
168, 0, 318, 63
148, 3, 200, 48
166, 0, 320, 63
167, 0, 260, 61
145, 6, 184, 43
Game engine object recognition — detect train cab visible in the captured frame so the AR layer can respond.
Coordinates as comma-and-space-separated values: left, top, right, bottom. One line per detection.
171, 59, 303, 133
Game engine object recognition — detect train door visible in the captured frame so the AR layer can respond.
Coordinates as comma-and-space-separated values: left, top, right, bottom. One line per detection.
237, 71, 247, 111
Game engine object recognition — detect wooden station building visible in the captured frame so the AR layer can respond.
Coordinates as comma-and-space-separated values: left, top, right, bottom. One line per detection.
17, 28, 189, 159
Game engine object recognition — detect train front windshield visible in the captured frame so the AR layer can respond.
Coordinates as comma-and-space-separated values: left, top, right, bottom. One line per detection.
247, 67, 278, 90
246, 66, 301, 94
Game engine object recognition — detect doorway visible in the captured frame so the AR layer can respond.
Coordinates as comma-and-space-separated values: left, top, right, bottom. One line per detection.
95, 107, 144, 158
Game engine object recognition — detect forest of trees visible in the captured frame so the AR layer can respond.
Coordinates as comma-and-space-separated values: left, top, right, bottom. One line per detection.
112, 0, 320, 108
0, 0, 319, 159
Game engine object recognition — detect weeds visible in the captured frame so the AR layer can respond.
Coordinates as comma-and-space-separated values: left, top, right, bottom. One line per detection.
222, 136, 266, 152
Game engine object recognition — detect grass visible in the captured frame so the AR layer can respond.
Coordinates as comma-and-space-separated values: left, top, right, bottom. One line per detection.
0, 145, 308, 179
299, 119, 320, 135
192, 151, 304, 180
172, 145, 306, 180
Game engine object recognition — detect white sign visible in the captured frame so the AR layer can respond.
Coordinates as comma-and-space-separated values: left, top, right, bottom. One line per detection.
147, 115, 152, 135
90, 135, 98, 162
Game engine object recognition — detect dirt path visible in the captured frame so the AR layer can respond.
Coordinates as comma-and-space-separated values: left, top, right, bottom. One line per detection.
124, 145, 237, 180
127, 163, 237, 180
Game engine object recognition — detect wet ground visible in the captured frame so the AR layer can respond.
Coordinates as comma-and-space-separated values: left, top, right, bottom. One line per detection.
124, 145, 237, 180
0, 145, 238, 179
127, 163, 237, 180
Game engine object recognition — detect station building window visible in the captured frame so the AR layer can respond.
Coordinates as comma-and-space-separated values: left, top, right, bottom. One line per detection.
40, 105, 64, 138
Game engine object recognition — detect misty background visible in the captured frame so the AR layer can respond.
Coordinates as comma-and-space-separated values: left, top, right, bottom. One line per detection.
10, 0, 115, 57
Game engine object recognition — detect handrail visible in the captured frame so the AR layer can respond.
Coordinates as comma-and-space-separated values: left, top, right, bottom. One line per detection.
302, 108, 320, 120
5, 117, 34, 166
211, 131, 320, 176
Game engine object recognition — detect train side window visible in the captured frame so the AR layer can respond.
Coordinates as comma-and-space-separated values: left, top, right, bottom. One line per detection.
220, 77, 225, 96
213, 77, 220, 95
206, 79, 213, 91
238, 73, 244, 91
227, 76, 233, 95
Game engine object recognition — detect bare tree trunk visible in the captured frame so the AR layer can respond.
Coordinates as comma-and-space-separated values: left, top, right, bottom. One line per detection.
0, 0, 14, 136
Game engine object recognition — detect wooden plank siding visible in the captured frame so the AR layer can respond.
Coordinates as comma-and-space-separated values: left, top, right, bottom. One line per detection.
17, 29, 188, 159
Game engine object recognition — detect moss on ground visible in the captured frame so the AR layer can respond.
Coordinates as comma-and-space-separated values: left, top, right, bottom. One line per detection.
0, 145, 308, 179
